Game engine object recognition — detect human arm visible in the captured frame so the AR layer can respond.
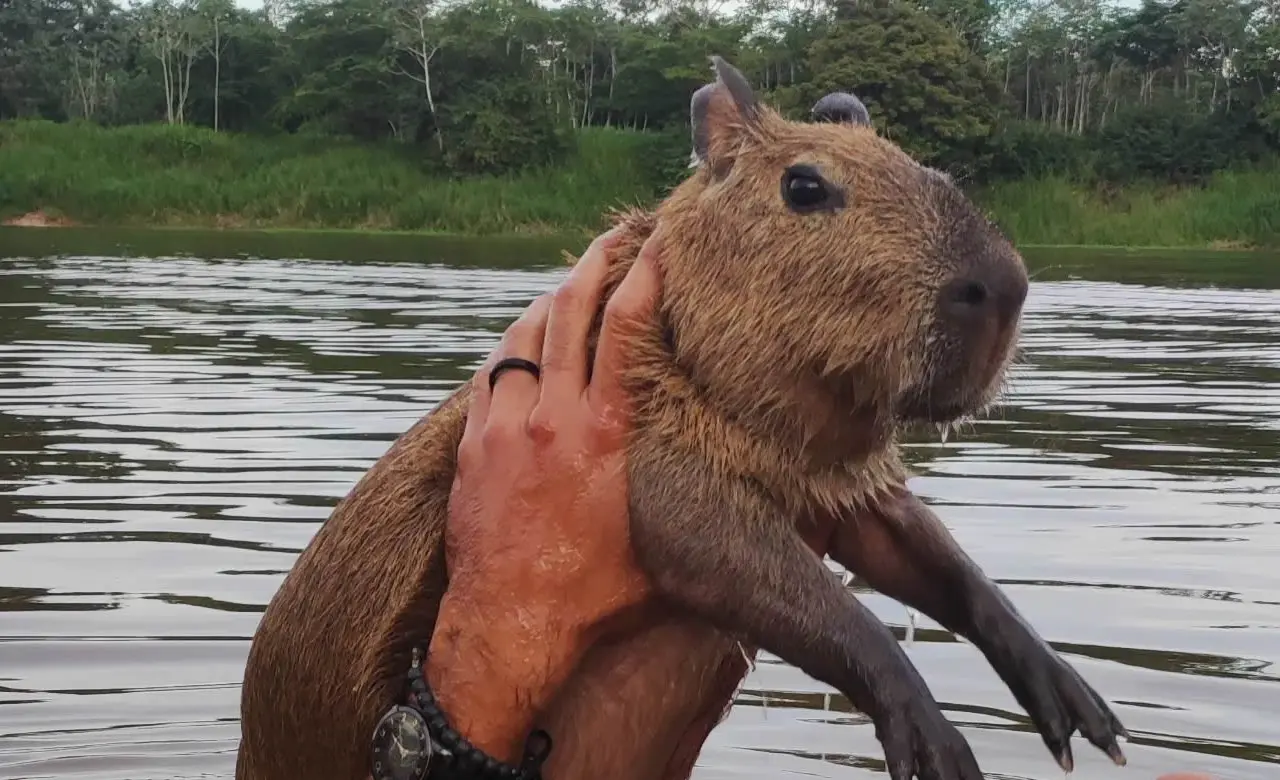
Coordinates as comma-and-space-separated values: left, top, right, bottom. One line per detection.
418, 226, 661, 765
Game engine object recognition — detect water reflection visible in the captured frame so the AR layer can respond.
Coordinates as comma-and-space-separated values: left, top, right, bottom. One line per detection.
1, 244, 1278, 780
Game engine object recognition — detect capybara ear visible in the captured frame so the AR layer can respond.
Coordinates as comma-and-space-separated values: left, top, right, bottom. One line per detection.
690, 55, 762, 175
810, 92, 872, 128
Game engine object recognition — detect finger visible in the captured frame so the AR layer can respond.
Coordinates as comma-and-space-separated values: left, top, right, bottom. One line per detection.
457, 333, 508, 468
876, 718, 915, 780
1041, 710, 1074, 774
1020, 681, 1073, 772
484, 294, 552, 433
456, 380, 488, 474
952, 735, 984, 780
1069, 679, 1127, 765
886, 744, 914, 780
588, 226, 663, 416
1005, 663, 1073, 771
538, 228, 621, 406
1081, 676, 1130, 741
1034, 690, 1074, 774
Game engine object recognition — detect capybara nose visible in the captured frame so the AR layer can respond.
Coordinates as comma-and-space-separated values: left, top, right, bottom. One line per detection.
939, 255, 1028, 328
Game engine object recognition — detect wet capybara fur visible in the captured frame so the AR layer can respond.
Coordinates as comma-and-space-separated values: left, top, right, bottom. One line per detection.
238, 57, 1129, 780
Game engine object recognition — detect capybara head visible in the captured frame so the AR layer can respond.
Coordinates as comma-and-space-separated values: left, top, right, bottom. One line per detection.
651, 56, 1028, 453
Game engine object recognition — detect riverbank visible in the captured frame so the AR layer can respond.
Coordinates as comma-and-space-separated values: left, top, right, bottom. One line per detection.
2, 120, 1276, 248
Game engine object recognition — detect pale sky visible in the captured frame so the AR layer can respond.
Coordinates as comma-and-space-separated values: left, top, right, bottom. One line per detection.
231, 0, 1139, 15
234, 0, 753, 12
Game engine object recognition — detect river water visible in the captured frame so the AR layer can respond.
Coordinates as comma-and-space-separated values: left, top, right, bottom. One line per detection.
1, 228, 1277, 780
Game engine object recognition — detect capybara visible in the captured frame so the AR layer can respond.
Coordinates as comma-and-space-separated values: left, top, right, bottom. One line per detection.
237, 56, 1129, 780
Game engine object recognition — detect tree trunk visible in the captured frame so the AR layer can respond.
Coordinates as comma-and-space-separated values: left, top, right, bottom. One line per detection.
213, 15, 220, 131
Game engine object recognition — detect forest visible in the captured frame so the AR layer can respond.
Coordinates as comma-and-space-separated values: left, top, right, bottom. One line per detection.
2, 0, 1278, 243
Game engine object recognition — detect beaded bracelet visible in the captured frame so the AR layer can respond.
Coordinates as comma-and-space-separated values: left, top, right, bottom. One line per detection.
406, 647, 554, 780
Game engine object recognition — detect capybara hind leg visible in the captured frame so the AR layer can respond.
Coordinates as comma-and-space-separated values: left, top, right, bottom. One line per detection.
656, 643, 756, 780
534, 615, 744, 780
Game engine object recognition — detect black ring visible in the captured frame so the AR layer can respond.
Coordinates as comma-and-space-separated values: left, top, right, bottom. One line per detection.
488, 357, 541, 393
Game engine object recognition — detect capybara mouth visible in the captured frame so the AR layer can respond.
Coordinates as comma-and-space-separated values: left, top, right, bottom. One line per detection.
894, 300, 1024, 426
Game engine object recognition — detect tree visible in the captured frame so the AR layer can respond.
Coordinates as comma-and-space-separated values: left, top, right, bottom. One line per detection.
389, 0, 446, 148
138, 0, 206, 125
805, 0, 1004, 170
65, 0, 127, 120
2, 0, 1276, 183
196, 0, 234, 130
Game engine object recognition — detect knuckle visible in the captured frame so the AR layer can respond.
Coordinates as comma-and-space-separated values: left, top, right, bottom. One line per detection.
455, 451, 478, 479
505, 315, 537, 343
479, 418, 517, 451
592, 404, 629, 444
525, 407, 558, 443
454, 442, 477, 476
552, 281, 584, 313
602, 294, 636, 331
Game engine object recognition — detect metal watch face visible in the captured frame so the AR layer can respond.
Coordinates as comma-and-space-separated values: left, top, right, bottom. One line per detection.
371, 705, 434, 780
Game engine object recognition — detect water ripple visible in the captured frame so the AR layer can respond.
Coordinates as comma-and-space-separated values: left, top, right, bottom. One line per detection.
2, 250, 1279, 780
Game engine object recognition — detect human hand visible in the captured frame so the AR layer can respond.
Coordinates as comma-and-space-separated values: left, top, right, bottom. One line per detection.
443, 226, 661, 636
424, 226, 663, 762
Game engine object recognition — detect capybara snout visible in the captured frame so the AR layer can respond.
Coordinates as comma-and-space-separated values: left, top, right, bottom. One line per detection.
902, 173, 1030, 424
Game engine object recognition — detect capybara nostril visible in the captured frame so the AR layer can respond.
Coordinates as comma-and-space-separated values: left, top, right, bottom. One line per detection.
940, 256, 1028, 328
947, 279, 989, 309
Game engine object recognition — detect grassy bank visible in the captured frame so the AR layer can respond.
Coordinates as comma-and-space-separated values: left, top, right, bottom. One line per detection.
0, 120, 673, 236
2, 120, 1277, 247
980, 170, 1280, 249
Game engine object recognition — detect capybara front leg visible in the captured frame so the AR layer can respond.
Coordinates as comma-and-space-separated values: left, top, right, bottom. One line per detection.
626, 448, 983, 780
830, 486, 1129, 772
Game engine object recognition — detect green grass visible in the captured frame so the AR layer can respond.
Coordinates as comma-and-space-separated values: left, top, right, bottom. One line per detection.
977, 168, 1280, 249
3, 119, 1277, 248
0, 119, 668, 235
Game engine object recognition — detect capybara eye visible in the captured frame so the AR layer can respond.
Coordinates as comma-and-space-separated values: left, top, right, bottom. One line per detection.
781, 164, 842, 214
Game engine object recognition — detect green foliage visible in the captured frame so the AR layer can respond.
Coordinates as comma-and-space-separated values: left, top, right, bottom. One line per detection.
1093, 101, 1245, 184
0, 120, 671, 234
978, 166, 1280, 248
979, 122, 1091, 182
4, 118, 1275, 247
801, 1, 1003, 171
435, 81, 571, 175
3, 0, 1280, 246
634, 123, 694, 195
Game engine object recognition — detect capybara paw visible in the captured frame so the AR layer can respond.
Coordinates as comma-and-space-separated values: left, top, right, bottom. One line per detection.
875, 695, 983, 780
997, 636, 1129, 771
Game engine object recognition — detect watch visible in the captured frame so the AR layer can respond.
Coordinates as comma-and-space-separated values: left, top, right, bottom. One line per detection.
371, 702, 442, 780
370, 647, 553, 780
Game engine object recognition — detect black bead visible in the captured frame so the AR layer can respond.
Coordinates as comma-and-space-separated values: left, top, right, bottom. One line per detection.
457, 751, 476, 772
